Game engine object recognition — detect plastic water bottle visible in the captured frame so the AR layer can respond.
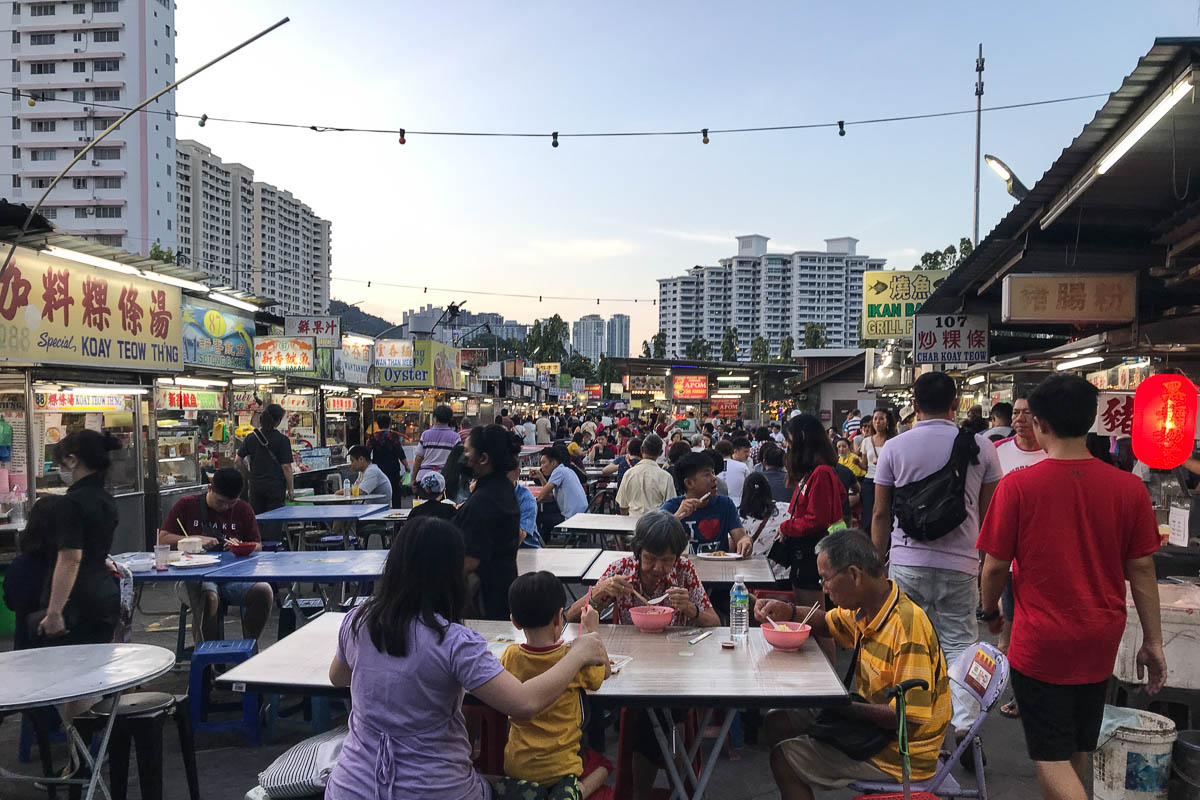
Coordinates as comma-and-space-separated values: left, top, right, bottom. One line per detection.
730, 575, 750, 642
342, 478, 351, 496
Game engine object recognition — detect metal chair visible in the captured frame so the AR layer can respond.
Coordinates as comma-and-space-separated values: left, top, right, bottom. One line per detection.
848, 641, 1010, 800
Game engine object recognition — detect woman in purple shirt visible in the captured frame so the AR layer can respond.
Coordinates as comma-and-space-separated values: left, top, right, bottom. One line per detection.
326, 517, 607, 799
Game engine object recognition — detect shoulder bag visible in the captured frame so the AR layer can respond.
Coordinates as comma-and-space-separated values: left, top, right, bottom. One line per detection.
807, 634, 894, 760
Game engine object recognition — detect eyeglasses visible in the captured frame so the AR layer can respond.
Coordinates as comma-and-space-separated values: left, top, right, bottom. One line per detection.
818, 567, 848, 587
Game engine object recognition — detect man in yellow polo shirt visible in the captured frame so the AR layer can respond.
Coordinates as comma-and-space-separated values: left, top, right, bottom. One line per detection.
755, 529, 951, 800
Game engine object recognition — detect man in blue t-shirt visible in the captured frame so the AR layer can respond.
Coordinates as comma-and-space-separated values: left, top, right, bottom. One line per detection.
533, 445, 589, 539
661, 452, 752, 556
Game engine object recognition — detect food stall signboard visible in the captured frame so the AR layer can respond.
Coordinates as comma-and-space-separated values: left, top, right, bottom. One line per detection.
536, 362, 561, 375
181, 298, 253, 370
460, 348, 489, 368
1001, 273, 1137, 324
710, 398, 740, 415
326, 396, 358, 413
378, 340, 461, 389
230, 391, 261, 412
34, 392, 132, 412
1092, 392, 1134, 436
254, 336, 316, 372
585, 384, 602, 400
672, 375, 708, 400
278, 393, 318, 412
155, 388, 226, 411
374, 396, 424, 412
479, 361, 502, 380
0, 246, 183, 371
284, 315, 340, 348
333, 337, 373, 385
630, 375, 667, 393
522, 366, 536, 381
571, 377, 586, 392
375, 339, 414, 368
862, 270, 951, 339
913, 314, 989, 364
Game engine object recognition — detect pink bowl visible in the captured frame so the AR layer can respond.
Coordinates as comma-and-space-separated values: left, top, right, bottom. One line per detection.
629, 605, 674, 633
762, 622, 812, 652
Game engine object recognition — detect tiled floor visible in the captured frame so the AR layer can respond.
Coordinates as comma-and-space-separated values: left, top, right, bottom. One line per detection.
0, 582, 1045, 799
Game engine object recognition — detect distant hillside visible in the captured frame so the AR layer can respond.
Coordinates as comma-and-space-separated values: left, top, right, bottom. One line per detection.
328, 299, 399, 336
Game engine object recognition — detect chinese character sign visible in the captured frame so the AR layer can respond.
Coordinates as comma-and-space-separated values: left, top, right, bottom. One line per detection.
912, 314, 989, 364
1094, 392, 1135, 436
181, 298, 254, 370
374, 339, 414, 368
0, 246, 182, 370
284, 315, 341, 348
333, 337, 373, 385
253, 336, 316, 372
536, 362, 562, 375
672, 375, 709, 400
1002, 273, 1137, 324
154, 388, 226, 411
1131, 375, 1198, 469
862, 270, 952, 340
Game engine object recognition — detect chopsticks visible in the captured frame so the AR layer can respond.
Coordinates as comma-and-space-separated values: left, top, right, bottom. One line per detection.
177, 519, 188, 537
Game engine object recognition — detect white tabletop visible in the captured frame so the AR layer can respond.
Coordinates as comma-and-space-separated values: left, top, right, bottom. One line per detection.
218, 612, 846, 708
292, 493, 390, 505
517, 548, 602, 581
554, 513, 640, 534
582, 550, 778, 586
0, 644, 176, 713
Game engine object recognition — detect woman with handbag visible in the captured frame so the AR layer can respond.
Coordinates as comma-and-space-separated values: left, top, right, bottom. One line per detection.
236, 403, 295, 538
774, 414, 847, 657
739, 472, 791, 587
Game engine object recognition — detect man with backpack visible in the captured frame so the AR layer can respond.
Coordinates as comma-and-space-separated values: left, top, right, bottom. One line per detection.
366, 413, 409, 509
870, 371, 1001, 768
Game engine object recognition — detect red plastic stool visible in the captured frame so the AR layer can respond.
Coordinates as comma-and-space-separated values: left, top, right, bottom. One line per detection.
462, 704, 507, 775
613, 708, 700, 799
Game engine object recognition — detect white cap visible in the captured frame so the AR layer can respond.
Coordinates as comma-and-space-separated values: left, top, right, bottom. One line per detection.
734, 573, 745, 582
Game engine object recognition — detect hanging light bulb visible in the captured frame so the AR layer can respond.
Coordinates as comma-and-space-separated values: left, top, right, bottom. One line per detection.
26, 93, 35, 107
837, 121, 845, 137
398, 128, 406, 145
551, 132, 559, 148
701, 128, 709, 144
199, 113, 208, 127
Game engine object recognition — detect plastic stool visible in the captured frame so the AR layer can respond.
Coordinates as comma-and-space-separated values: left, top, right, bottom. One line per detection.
174, 597, 231, 662
614, 708, 700, 799
311, 534, 358, 551
278, 597, 325, 640
260, 540, 285, 552
463, 704, 508, 775
75, 692, 201, 800
188, 639, 261, 745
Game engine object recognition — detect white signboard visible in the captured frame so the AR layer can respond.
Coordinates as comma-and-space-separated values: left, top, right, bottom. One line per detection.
284, 315, 340, 349
1093, 392, 1135, 436
374, 339, 414, 368
913, 314, 989, 364
479, 361, 502, 380
571, 377, 585, 392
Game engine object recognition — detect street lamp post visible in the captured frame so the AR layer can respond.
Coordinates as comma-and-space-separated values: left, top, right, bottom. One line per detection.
984, 154, 1030, 201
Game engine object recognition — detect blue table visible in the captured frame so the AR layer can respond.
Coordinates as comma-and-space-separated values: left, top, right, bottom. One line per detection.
203, 551, 387, 584
115, 551, 245, 583
256, 504, 389, 550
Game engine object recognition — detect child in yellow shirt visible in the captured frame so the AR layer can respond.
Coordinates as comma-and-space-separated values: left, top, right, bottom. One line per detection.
495, 571, 613, 800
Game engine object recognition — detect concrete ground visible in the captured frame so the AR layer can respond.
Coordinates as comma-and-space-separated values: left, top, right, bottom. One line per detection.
0, 580, 1044, 800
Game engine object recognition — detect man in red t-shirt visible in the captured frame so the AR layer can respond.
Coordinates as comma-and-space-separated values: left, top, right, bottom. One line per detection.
978, 374, 1164, 800
158, 467, 273, 645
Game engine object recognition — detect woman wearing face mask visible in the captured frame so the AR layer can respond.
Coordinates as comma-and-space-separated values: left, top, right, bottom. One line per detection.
453, 424, 522, 620
36, 429, 123, 644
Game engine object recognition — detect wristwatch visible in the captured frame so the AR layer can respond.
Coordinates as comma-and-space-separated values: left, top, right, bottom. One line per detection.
980, 608, 1001, 622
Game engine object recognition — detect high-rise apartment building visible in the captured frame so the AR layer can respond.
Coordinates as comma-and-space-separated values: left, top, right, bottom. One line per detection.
176, 139, 253, 291
252, 182, 331, 317
2, 0, 177, 255
572, 314, 606, 363
606, 313, 630, 358
657, 235, 884, 359
396, 305, 529, 345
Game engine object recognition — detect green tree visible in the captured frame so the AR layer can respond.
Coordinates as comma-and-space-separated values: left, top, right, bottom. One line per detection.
776, 335, 794, 362
685, 337, 711, 360
149, 243, 174, 264
564, 353, 595, 382
640, 340, 652, 359
856, 317, 869, 349
596, 356, 621, 392
913, 237, 974, 271
651, 332, 667, 359
533, 315, 569, 363
803, 322, 828, 349
749, 335, 769, 363
721, 327, 739, 362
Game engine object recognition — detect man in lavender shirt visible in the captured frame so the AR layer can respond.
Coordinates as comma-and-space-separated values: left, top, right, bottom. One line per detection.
411, 404, 463, 489
870, 372, 1001, 764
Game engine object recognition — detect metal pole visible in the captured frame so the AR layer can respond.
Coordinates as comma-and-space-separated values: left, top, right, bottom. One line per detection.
0, 17, 290, 280
972, 43, 985, 246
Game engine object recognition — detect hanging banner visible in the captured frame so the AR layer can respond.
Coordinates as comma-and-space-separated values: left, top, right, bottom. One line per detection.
155, 388, 226, 411
378, 340, 461, 389
333, 337, 373, 385
254, 336, 316, 372
862, 270, 951, 339
0, 245, 182, 371
913, 314, 989, 364
1001, 273, 1137, 324
181, 297, 253, 371
284, 315, 340, 348
672, 375, 709, 400
375, 339, 414, 368
536, 362, 561, 375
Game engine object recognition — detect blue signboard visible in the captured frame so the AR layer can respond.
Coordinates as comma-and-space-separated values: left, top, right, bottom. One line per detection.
182, 298, 254, 371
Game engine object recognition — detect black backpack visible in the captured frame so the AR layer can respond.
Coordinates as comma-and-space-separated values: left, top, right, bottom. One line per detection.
892, 428, 981, 542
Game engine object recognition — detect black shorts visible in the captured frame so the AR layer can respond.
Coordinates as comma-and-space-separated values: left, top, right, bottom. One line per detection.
1010, 666, 1107, 762
789, 535, 824, 592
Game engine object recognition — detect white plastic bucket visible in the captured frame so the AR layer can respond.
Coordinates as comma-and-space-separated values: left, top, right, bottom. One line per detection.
1095, 709, 1177, 800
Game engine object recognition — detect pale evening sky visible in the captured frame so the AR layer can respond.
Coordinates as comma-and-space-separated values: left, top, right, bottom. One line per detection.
174, 1, 1197, 349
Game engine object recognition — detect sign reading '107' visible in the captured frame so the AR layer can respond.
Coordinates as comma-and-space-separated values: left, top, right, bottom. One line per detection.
912, 314, 989, 364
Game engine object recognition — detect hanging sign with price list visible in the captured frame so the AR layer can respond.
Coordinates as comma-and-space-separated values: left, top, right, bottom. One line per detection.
912, 314, 989, 364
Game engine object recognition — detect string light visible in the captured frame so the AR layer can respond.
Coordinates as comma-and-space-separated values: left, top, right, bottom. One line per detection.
199, 113, 207, 127
330, 276, 657, 304
551, 132, 559, 148
837, 120, 845, 137
702, 128, 709, 144
398, 128, 406, 145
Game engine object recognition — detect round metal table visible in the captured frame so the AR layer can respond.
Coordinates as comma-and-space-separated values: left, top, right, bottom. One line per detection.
0, 643, 176, 800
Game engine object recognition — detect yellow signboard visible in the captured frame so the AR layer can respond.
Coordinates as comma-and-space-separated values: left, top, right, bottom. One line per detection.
0, 246, 183, 370
861, 270, 951, 339
536, 362, 561, 375
378, 340, 462, 389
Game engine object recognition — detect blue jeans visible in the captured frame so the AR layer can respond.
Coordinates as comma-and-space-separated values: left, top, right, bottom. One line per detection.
890, 563, 980, 733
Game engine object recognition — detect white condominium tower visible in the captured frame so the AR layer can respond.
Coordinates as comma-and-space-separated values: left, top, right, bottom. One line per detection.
3, 0, 177, 255
252, 181, 331, 317
657, 235, 885, 359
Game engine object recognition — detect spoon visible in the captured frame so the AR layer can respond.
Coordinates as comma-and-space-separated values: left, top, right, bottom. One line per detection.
765, 616, 789, 631
645, 593, 669, 606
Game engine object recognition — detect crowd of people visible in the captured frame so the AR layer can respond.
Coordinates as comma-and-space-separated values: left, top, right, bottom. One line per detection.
1, 371, 1185, 800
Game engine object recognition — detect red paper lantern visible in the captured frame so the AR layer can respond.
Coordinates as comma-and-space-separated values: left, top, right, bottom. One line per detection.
1131, 374, 1198, 469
